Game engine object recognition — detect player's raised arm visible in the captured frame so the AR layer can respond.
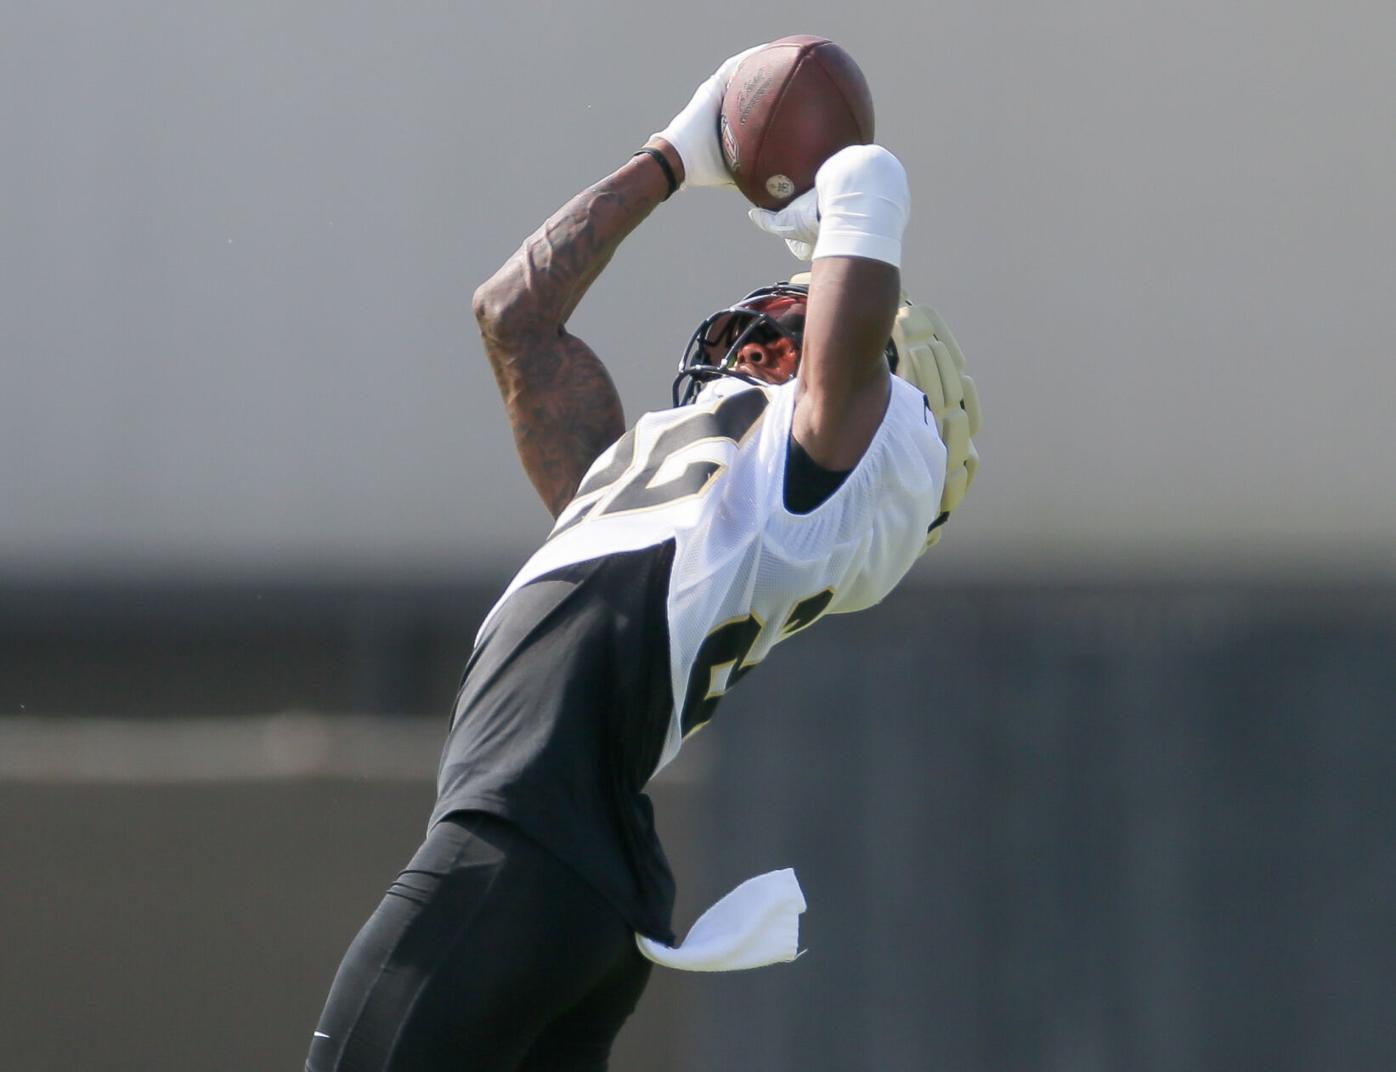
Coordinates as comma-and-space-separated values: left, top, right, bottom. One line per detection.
750, 145, 912, 471
472, 158, 663, 517
472, 46, 763, 517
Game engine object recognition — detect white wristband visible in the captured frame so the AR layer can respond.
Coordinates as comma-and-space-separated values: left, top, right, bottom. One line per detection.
811, 145, 910, 267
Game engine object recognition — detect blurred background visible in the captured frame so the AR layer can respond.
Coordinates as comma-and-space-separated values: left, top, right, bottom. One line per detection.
2, 2, 1392, 1069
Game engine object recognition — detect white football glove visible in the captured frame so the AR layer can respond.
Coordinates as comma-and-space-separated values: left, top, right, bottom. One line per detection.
748, 145, 909, 266
747, 188, 820, 260
653, 45, 766, 190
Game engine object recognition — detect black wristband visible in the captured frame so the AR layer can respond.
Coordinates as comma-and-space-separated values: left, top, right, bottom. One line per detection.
632, 146, 679, 200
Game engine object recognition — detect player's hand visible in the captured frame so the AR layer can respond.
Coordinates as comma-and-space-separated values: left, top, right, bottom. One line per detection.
749, 145, 909, 264
652, 44, 765, 190
747, 188, 820, 260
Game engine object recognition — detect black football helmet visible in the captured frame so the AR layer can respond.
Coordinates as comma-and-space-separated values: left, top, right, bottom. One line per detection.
673, 282, 899, 407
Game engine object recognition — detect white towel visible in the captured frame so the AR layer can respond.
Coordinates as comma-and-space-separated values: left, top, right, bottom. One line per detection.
635, 868, 807, 972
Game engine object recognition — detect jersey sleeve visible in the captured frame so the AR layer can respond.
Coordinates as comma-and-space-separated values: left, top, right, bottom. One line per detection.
762, 376, 947, 615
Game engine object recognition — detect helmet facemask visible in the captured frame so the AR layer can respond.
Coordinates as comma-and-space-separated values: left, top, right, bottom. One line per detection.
673, 282, 899, 407
673, 285, 809, 407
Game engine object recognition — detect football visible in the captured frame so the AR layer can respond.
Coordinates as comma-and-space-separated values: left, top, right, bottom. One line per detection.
719, 35, 875, 210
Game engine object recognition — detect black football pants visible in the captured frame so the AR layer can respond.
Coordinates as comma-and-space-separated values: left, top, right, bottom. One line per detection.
306, 811, 652, 1071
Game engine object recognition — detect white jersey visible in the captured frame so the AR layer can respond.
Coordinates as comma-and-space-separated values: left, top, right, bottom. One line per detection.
480, 374, 946, 781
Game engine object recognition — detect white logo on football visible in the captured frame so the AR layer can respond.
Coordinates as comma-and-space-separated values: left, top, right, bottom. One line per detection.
765, 174, 795, 200
720, 115, 740, 172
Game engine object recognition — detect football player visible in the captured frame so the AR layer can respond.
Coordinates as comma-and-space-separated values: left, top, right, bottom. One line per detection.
307, 43, 978, 1072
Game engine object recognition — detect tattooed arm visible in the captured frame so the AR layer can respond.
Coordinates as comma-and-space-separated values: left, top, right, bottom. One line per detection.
472, 141, 683, 518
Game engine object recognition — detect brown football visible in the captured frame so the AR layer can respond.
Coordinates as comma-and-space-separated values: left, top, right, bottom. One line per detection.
719, 35, 875, 210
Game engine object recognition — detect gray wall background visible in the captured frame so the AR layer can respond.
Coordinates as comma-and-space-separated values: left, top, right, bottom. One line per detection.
3, 3, 1395, 1071
3, 0, 1393, 578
